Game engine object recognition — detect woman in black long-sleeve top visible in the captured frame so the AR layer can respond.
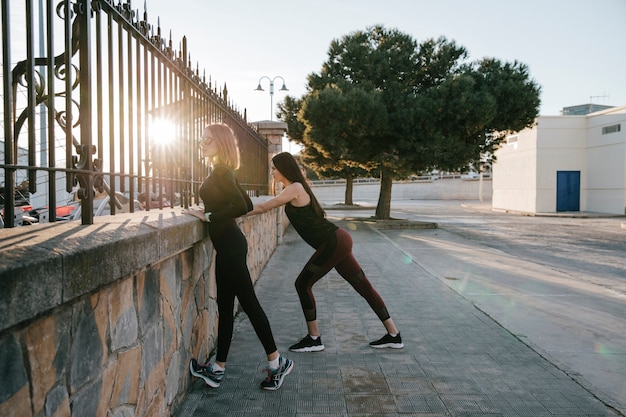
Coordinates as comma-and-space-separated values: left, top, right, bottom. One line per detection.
186, 124, 292, 391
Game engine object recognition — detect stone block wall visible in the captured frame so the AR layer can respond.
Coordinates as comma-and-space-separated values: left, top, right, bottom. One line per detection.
0, 206, 285, 417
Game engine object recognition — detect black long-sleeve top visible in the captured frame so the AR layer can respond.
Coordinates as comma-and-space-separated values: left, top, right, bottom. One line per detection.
199, 164, 252, 224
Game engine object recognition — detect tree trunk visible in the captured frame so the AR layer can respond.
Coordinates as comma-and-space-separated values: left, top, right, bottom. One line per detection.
375, 169, 393, 219
344, 173, 354, 205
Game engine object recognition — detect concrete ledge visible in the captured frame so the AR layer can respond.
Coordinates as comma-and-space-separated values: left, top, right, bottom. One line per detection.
0, 208, 204, 333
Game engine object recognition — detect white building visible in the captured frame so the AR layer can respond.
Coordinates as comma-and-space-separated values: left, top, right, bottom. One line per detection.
492, 105, 626, 215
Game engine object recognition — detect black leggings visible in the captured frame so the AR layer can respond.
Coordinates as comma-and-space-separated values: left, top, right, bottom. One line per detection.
295, 228, 390, 323
210, 221, 277, 362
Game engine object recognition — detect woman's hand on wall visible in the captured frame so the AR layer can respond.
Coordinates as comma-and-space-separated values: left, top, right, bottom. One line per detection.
183, 208, 208, 222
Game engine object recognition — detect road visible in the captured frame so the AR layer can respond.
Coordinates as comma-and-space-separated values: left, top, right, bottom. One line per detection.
323, 199, 626, 415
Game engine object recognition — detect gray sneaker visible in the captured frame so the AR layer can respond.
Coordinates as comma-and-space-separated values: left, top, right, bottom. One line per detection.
189, 358, 224, 388
260, 356, 294, 391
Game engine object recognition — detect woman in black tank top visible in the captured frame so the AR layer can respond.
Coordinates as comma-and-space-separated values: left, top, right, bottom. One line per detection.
185, 125, 293, 391
248, 152, 403, 352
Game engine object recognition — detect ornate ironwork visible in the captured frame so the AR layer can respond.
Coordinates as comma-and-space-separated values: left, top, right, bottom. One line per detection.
1, 0, 268, 227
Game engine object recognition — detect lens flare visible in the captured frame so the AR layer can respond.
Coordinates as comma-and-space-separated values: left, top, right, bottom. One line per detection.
594, 343, 616, 356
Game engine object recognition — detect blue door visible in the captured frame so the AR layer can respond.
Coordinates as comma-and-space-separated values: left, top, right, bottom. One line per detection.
556, 171, 580, 211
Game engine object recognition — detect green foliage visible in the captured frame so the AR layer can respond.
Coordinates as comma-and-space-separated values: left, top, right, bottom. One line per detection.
302, 86, 386, 165
278, 24, 541, 217
277, 96, 305, 143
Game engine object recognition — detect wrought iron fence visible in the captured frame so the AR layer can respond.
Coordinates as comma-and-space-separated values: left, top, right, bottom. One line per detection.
1, 0, 268, 228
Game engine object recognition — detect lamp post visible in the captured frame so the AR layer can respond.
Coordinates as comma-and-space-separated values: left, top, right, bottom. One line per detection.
254, 76, 288, 121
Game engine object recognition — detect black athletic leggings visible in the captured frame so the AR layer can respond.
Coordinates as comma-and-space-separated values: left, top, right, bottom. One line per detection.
295, 228, 390, 323
210, 220, 277, 362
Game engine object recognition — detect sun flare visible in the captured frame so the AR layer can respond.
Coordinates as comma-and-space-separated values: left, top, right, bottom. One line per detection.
150, 118, 177, 146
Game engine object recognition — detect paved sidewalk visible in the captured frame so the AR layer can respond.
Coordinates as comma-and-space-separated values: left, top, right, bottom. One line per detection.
174, 221, 619, 417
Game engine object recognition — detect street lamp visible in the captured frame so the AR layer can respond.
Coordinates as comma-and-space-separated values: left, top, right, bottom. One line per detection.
255, 76, 289, 121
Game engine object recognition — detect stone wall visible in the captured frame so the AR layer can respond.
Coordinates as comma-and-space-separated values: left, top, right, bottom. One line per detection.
0, 205, 286, 417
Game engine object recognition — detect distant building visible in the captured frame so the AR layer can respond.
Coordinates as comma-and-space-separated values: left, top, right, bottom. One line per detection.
561, 103, 614, 116
0, 141, 30, 206
0, 141, 29, 185
0, 140, 73, 210
492, 105, 626, 215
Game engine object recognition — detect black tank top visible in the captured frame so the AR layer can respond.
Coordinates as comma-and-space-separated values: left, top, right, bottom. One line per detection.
285, 202, 338, 249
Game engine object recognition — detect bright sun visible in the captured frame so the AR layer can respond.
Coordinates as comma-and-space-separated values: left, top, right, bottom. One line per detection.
150, 118, 177, 146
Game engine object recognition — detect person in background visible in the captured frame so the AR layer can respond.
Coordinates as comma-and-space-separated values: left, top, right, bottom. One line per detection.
185, 124, 293, 390
247, 152, 403, 352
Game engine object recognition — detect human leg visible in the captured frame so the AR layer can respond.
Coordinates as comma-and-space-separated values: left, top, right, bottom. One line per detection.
332, 230, 391, 319
332, 229, 403, 347
189, 255, 232, 387
235, 292, 294, 391
225, 228, 295, 387
226, 231, 278, 356
289, 266, 326, 351
194, 225, 271, 374
334, 254, 394, 323
237, 283, 294, 390
194, 227, 293, 388
290, 249, 336, 352
293, 230, 345, 322
290, 231, 356, 352
215, 252, 236, 364
294, 261, 329, 325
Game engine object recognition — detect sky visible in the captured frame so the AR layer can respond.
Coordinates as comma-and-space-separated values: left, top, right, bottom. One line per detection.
146, 0, 626, 128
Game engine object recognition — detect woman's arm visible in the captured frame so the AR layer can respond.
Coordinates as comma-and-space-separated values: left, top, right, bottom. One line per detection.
247, 183, 304, 216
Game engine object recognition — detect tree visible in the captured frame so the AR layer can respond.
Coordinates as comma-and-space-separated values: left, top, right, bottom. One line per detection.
277, 96, 306, 145
277, 86, 380, 205
306, 26, 433, 215
292, 25, 541, 219
302, 86, 386, 204
422, 58, 541, 171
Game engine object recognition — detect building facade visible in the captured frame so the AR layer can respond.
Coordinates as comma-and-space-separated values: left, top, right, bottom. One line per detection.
492, 105, 626, 215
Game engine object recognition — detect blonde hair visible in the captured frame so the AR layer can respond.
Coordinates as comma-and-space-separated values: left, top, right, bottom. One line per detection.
204, 124, 240, 169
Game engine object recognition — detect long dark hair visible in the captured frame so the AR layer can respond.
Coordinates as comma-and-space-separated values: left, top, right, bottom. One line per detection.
272, 152, 325, 218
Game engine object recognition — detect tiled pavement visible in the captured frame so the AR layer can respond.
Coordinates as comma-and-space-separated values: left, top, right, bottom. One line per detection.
173, 221, 619, 417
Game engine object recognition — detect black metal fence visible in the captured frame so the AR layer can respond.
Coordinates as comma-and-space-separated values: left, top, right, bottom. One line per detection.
1, 0, 268, 228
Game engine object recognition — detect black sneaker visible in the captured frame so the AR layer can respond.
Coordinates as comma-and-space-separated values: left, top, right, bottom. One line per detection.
369, 332, 404, 349
260, 356, 294, 391
189, 358, 224, 388
289, 335, 325, 352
